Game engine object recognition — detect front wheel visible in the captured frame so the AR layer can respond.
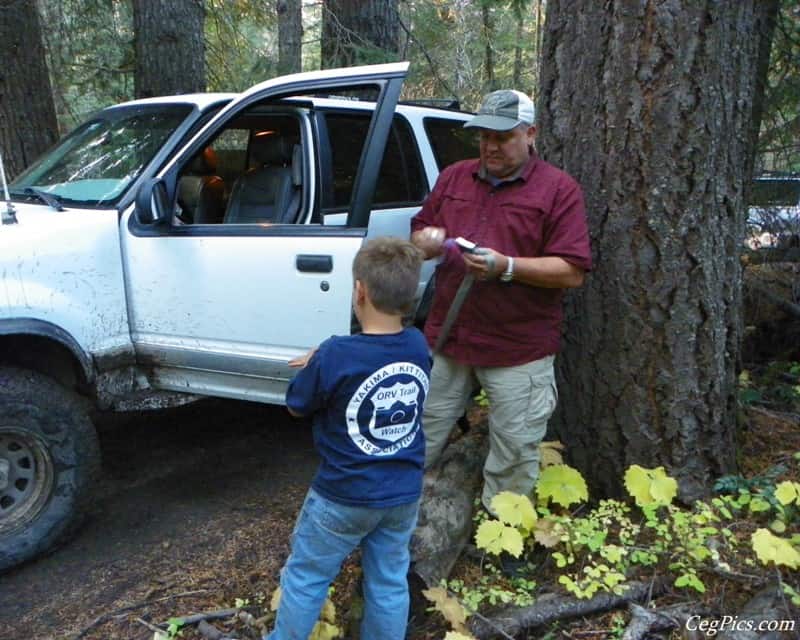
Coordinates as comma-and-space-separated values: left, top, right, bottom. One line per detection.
0, 367, 100, 571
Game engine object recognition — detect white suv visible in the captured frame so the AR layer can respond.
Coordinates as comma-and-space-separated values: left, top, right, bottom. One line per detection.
746, 175, 800, 249
0, 63, 478, 570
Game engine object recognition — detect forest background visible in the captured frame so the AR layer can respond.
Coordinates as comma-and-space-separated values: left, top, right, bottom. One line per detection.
1, 1, 800, 637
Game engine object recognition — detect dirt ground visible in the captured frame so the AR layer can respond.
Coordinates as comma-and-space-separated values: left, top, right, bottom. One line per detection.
0, 398, 319, 640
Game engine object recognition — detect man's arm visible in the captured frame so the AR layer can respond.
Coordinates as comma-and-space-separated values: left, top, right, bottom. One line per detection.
410, 227, 446, 259
462, 251, 585, 288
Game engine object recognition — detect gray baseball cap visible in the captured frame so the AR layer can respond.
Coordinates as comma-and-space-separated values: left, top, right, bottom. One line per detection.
464, 90, 535, 131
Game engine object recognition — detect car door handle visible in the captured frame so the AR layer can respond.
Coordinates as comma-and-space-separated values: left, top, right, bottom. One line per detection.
296, 254, 333, 273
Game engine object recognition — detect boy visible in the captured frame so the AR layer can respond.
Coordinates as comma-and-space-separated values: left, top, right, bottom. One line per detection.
265, 237, 431, 640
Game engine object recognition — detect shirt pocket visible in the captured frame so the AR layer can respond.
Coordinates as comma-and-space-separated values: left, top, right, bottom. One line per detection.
498, 201, 547, 254
439, 193, 480, 237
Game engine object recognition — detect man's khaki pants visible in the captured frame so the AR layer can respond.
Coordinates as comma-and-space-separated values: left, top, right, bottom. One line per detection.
423, 354, 557, 511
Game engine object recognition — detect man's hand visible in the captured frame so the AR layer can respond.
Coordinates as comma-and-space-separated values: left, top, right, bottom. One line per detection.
462, 247, 509, 280
289, 347, 318, 369
411, 226, 446, 259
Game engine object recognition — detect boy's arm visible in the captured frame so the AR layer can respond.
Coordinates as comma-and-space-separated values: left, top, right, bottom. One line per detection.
285, 346, 325, 418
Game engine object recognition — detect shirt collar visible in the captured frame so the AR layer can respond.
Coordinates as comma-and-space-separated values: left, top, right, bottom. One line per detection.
474, 152, 539, 186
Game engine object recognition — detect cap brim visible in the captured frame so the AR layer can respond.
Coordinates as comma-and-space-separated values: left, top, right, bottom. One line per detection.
463, 115, 521, 131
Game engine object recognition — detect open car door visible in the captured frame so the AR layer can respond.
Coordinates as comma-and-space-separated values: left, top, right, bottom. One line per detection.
121, 63, 408, 404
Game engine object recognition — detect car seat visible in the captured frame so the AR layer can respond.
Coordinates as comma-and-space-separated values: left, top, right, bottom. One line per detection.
223, 135, 302, 224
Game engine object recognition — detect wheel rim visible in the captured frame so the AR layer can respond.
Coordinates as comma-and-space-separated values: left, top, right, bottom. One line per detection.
0, 427, 55, 535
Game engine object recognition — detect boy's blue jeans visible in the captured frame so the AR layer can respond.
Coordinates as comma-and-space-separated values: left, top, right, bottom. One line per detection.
265, 487, 420, 640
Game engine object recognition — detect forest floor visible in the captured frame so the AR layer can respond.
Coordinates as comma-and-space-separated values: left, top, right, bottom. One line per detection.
1, 316, 798, 640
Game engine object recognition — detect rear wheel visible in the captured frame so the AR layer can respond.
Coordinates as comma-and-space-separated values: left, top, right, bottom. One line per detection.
0, 367, 100, 571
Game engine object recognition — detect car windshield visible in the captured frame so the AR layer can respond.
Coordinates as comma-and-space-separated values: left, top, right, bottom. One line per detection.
10, 104, 193, 207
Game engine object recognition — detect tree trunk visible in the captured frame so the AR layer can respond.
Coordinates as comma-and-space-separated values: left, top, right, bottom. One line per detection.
513, 9, 524, 89
277, 0, 303, 75
745, 0, 779, 184
321, 0, 399, 69
133, 0, 205, 98
481, 2, 496, 92
0, 0, 59, 179
539, 2, 762, 501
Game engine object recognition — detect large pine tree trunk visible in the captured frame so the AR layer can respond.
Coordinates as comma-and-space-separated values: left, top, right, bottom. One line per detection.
277, 0, 303, 75
321, 0, 399, 69
0, 0, 59, 179
133, 0, 205, 98
539, 2, 761, 501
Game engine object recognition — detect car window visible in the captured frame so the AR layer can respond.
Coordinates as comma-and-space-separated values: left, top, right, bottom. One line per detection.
424, 116, 479, 170
322, 112, 427, 211
10, 105, 193, 207
750, 179, 800, 208
176, 113, 303, 225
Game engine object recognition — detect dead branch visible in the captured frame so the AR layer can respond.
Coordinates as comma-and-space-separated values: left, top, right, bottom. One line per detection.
164, 607, 239, 626
135, 617, 164, 635
469, 578, 670, 640
72, 590, 208, 639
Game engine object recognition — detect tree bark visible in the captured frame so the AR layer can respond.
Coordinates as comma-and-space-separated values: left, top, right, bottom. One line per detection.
0, 0, 59, 179
277, 0, 303, 75
133, 0, 205, 98
321, 0, 399, 69
744, 0, 779, 184
539, 2, 762, 501
410, 426, 488, 588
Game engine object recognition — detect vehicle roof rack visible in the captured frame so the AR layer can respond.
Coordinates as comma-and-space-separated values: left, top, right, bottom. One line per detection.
399, 98, 462, 111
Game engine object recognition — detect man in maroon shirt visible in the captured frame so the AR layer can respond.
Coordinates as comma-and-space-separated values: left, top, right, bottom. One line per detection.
411, 89, 592, 513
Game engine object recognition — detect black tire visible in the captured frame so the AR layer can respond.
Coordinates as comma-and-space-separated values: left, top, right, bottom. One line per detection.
0, 366, 100, 572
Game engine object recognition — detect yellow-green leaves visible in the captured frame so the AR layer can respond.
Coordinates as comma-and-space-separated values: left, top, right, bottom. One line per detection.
423, 587, 470, 634
624, 465, 678, 507
751, 528, 800, 569
270, 586, 282, 611
475, 520, 524, 557
308, 621, 341, 640
775, 480, 800, 506
539, 440, 565, 468
536, 464, 589, 508
491, 492, 537, 532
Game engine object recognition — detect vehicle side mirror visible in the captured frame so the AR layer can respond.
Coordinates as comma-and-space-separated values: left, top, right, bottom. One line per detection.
134, 178, 170, 225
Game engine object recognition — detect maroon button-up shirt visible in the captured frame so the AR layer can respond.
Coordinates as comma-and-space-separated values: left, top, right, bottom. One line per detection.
411, 153, 592, 367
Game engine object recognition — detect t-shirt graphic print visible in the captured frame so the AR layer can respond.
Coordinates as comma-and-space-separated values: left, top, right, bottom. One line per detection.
346, 361, 429, 457
285, 328, 432, 507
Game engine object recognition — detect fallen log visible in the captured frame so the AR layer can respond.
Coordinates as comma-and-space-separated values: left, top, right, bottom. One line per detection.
717, 582, 796, 640
468, 578, 669, 640
410, 424, 488, 588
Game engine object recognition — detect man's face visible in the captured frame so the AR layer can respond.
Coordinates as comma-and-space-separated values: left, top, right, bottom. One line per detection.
479, 125, 536, 179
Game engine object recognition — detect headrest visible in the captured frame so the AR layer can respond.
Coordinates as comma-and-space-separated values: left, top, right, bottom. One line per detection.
189, 146, 218, 174
251, 134, 294, 167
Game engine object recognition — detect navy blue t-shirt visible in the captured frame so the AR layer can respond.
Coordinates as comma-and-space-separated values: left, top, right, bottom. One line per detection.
286, 328, 431, 508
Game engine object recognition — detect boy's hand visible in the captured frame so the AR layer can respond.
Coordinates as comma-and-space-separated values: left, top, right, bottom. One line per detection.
289, 347, 318, 369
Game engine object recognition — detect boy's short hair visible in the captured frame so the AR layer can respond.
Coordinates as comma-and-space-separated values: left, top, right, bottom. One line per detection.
353, 237, 424, 315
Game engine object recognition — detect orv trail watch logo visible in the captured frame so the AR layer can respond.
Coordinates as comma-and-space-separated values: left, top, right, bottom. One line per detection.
346, 361, 429, 456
